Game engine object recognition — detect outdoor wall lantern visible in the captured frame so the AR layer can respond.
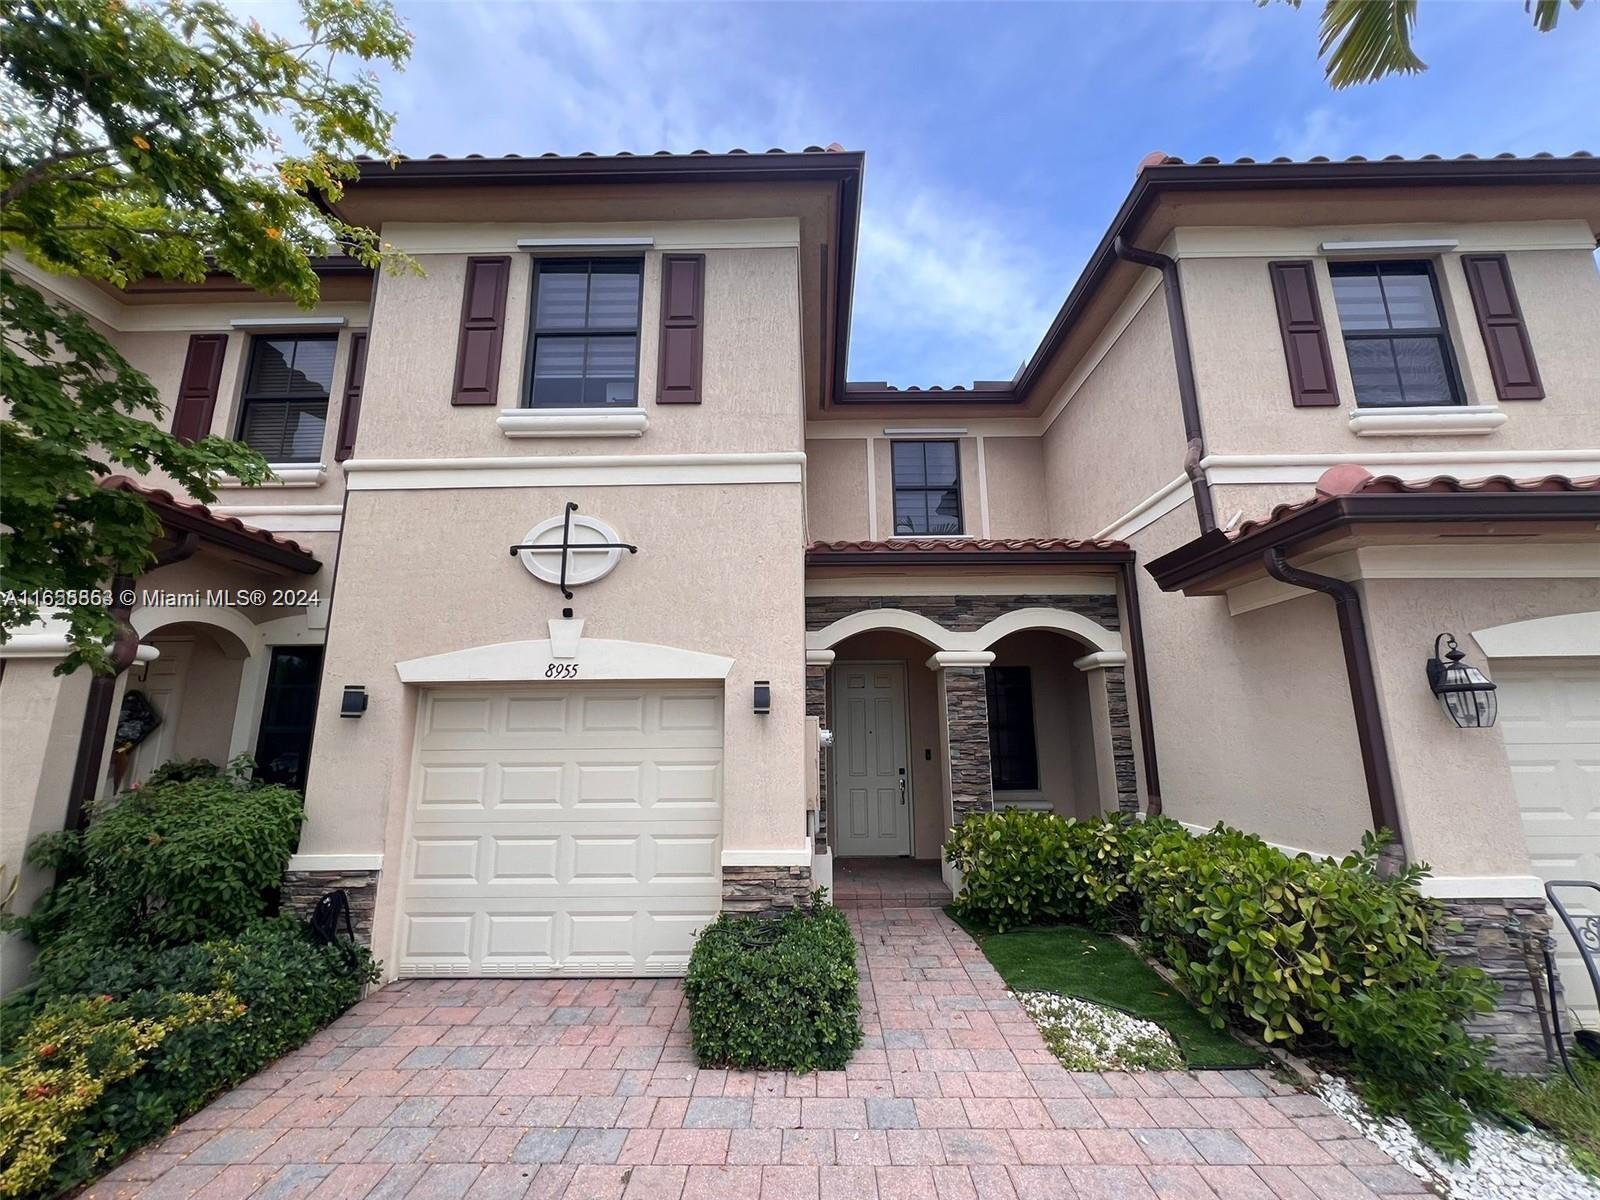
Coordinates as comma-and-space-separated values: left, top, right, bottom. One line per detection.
1426, 633, 1498, 729
340, 685, 369, 719
753, 680, 772, 715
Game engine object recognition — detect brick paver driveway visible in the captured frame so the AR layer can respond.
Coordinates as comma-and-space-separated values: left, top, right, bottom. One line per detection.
91, 910, 1423, 1200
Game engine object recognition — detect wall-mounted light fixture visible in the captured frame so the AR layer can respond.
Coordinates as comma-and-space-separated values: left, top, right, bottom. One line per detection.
753, 680, 772, 715
340, 685, 369, 719
1426, 634, 1498, 729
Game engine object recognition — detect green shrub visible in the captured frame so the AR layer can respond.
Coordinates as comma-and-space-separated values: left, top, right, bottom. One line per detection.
0, 919, 376, 1199
15, 775, 303, 953
143, 758, 220, 786
945, 811, 1506, 1159
685, 900, 862, 1072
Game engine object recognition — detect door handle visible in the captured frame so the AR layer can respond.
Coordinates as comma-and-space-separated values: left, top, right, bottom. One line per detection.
898, 767, 907, 804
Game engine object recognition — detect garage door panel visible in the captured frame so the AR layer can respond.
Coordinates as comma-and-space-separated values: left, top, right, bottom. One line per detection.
400, 686, 723, 978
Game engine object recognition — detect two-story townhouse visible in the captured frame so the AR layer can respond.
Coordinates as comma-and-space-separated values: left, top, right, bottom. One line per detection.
3, 149, 1597, 1073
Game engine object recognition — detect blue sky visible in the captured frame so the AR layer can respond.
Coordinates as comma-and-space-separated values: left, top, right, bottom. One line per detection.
368, 1, 1600, 388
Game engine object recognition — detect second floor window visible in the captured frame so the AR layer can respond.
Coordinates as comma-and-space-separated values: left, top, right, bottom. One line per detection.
526, 258, 642, 407
236, 335, 337, 462
891, 440, 962, 535
1329, 261, 1462, 407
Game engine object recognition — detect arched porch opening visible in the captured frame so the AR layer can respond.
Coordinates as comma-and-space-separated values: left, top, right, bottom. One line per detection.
123, 619, 253, 788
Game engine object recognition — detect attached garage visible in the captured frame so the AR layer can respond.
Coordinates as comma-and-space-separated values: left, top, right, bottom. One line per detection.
1498, 659, 1600, 1028
395, 685, 723, 977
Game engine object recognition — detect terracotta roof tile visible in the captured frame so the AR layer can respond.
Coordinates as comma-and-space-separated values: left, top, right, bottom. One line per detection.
808, 536, 1128, 554
1229, 468, 1600, 541
101, 475, 319, 567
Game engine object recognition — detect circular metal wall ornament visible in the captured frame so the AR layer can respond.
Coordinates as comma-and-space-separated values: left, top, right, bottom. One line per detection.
510, 503, 637, 598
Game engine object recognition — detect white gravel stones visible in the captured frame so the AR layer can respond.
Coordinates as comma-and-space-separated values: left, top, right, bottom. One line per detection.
1011, 990, 1184, 1071
1314, 1073, 1600, 1200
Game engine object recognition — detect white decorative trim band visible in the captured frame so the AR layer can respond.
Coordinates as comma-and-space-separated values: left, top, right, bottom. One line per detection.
1419, 875, 1547, 900
1072, 651, 1127, 672
1320, 238, 1460, 254
396, 638, 735, 684
1093, 474, 1194, 541
926, 650, 996, 669
1347, 405, 1507, 438
0, 632, 161, 663
209, 504, 343, 533
230, 316, 347, 330
805, 649, 836, 667
1474, 610, 1600, 660
1200, 449, 1600, 486
344, 452, 805, 491
286, 854, 384, 873
882, 426, 968, 436
220, 463, 328, 489
722, 847, 813, 869
497, 407, 649, 439
517, 236, 654, 250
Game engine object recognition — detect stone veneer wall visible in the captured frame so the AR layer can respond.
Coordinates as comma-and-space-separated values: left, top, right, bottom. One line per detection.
1435, 896, 1559, 1073
1103, 666, 1138, 812
281, 868, 379, 946
805, 593, 1120, 634
806, 666, 828, 847
722, 865, 812, 917
943, 667, 993, 826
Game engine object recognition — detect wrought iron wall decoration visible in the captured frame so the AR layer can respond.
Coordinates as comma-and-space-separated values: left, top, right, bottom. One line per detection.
509, 502, 637, 599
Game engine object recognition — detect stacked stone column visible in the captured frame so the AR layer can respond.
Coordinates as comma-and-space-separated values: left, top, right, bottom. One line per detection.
929, 651, 995, 828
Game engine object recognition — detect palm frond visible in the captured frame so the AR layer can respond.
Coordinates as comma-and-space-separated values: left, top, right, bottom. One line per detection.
1319, 0, 1424, 88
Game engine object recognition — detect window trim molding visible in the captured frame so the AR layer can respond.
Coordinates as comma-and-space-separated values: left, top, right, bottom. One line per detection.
1328, 259, 1467, 409
522, 254, 646, 410
889, 438, 964, 536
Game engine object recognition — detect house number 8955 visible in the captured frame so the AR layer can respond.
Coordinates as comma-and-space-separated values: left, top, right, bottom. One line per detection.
544, 663, 579, 679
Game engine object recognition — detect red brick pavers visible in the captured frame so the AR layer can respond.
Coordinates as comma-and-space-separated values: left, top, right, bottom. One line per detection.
91, 911, 1416, 1200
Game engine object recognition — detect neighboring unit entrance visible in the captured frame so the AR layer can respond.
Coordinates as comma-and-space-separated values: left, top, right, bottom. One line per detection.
1498, 660, 1600, 1028
833, 662, 912, 856
396, 685, 723, 977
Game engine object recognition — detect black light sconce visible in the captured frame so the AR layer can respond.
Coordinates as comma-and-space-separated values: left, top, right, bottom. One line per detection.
753, 680, 772, 715
1426, 633, 1498, 729
340, 685, 369, 719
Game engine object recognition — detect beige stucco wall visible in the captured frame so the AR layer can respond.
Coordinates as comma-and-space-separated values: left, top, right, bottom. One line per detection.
358, 247, 802, 460
805, 438, 870, 542
983, 438, 1050, 539
1360, 574, 1599, 878
1127, 506, 1375, 856
1181, 245, 1600, 458
830, 632, 946, 860
0, 662, 91, 992
1041, 291, 1189, 538
162, 630, 245, 764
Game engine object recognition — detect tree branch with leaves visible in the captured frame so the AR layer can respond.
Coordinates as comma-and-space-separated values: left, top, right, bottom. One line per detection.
0, 0, 413, 673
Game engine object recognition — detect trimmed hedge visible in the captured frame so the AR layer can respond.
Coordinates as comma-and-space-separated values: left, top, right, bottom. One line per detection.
0, 919, 377, 1200
946, 812, 1505, 1157
685, 902, 862, 1073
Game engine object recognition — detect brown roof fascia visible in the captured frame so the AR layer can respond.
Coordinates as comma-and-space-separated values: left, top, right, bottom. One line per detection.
156, 504, 322, 575
835, 154, 1600, 411
807, 547, 1133, 569
1147, 489, 1600, 593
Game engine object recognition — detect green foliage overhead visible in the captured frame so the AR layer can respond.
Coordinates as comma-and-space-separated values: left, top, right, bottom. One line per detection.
945, 812, 1507, 1159
1267, 0, 1582, 88
14, 773, 304, 954
0, 0, 412, 673
685, 899, 863, 1073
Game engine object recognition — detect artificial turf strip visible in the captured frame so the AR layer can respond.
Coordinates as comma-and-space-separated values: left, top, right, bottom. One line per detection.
950, 911, 1262, 1070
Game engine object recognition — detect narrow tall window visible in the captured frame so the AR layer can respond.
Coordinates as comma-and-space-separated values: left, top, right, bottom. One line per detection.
236, 335, 337, 461
254, 646, 325, 791
891, 440, 962, 535
985, 666, 1039, 792
1328, 261, 1462, 407
526, 259, 643, 407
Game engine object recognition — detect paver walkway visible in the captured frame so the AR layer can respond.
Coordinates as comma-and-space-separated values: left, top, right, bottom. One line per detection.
90, 910, 1425, 1200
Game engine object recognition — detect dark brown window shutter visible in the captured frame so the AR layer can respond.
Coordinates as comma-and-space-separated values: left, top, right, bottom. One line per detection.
1267, 261, 1340, 407
1461, 254, 1544, 400
333, 332, 369, 463
451, 256, 511, 406
171, 334, 229, 441
656, 254, 705, 405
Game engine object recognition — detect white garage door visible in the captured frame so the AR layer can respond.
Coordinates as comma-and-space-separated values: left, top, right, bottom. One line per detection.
396, 686, 723, 977
1499, 661, 1600, 1028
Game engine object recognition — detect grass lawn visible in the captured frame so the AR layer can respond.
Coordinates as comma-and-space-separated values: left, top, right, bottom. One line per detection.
1509, 1052, 1600, 1177
950, 911, 1260, 1070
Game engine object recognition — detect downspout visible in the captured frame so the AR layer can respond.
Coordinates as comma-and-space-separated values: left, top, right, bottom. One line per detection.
1117, 559, 1163, 816
1262, 548, 1406, 873
1111, 238, 1217, 536
63, 533, 200, 832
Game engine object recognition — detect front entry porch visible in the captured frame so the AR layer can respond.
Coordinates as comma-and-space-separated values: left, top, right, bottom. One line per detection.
833, 856, 951, 910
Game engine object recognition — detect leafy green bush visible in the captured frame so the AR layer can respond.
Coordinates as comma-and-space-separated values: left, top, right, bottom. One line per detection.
143, 757, 221, 786
0, 919, 376, 1199
946, 811, 1506, 1159
685, 900, 862, 1072
14, 774, 302, 953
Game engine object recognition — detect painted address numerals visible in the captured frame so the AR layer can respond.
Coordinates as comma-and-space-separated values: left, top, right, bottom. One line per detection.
544, 663, 580, 679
